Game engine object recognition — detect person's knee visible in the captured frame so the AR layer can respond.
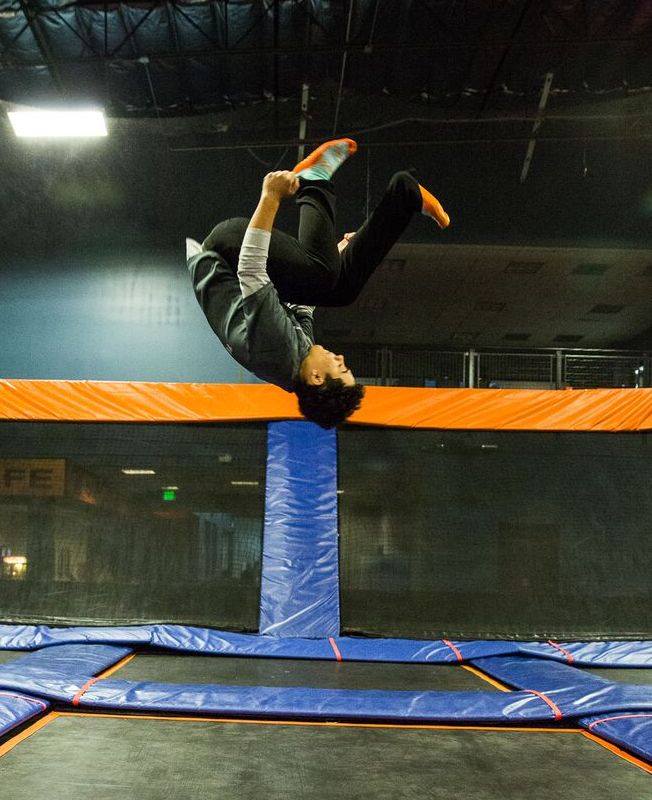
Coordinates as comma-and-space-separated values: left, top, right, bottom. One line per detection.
202, 217, 248, 251
388, 169, 417, 188
388, 170, 421, 210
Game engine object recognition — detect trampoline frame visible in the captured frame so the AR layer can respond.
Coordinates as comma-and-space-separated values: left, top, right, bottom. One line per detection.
0, 380, 650, 788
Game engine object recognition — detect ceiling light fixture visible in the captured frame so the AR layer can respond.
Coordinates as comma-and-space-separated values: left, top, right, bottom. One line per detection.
8, 109, 108, 138
122, 469, 156, 476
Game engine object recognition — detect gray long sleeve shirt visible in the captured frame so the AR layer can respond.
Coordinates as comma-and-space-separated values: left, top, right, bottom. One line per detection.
186, 230, 315, 392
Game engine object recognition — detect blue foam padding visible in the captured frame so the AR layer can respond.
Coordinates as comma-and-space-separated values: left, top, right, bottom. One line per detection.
0, 645, 133, 703
259, 422, 340, 638
0, 691, 49, 738
151, 627, 336, 659
335, 637, 521, 663
521, 641, 652, 667
0, 645, 130, 704
472, 655, 652, 719
0, 626, 523, 662
0, 624, 153, 651
580, 713, 652, 763
0, 636, 650, 727
473, 655, 611, 692
0, 648, 649, 724
152, 632, 521, 663
78, 680, 557, 723
3, 644, 133, 680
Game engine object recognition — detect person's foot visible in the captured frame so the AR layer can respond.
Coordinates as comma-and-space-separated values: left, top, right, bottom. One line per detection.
293, 138, 357, 181
419, 184, 450, 229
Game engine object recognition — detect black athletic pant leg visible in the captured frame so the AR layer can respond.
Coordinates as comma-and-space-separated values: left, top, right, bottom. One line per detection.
201, 180, 341, 305
200, 171, 421, 307
323, 170, 422, 307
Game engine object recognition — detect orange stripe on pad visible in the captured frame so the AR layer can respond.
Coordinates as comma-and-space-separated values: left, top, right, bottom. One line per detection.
72, 677, 101, 707
526, 689, 563, 721
328, 637, 343, 662
547, 640, 575, 665
588, 713, 652, 732
72, 654, 135, 705
0, 691, 48, 711
442, 639, 464, 663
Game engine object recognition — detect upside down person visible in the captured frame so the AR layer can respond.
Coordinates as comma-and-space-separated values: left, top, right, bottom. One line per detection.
186, 138, 450, 429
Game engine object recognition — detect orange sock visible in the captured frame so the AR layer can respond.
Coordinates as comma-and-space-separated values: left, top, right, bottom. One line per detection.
293, 138, 357, 181
419, 184, 450, 229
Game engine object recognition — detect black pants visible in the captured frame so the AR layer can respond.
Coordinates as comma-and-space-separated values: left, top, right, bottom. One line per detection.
202, 170, 422, 307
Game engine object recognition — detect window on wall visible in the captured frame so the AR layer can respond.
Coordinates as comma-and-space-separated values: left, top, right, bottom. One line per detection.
0, 422, 268, 629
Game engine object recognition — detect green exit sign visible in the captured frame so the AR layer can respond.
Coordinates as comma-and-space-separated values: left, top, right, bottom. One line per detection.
162, 489, 176, 502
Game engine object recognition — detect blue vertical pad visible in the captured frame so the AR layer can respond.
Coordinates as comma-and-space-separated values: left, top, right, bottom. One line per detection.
259, 422, 339, 638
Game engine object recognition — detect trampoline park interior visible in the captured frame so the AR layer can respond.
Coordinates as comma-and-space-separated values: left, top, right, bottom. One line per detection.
1, 2, 652, 799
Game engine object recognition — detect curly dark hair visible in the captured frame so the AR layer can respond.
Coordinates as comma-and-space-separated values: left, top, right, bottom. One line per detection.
294, 376, 365, 429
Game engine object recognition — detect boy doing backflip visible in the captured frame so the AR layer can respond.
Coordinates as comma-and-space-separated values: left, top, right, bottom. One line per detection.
187, 138, 449, 428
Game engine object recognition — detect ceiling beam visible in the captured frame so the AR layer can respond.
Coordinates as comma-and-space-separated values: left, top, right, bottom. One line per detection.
15, 0, 66, 94
475, 0, 534, 120
519, 71, 554, 182
165, 1, 194, 112
2, 34, 645, 72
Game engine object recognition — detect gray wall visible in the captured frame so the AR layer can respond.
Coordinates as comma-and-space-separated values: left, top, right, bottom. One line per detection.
0, 251, 255, 382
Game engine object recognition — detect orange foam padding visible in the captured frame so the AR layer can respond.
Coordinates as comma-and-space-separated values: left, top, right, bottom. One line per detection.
0, 381, 650, 431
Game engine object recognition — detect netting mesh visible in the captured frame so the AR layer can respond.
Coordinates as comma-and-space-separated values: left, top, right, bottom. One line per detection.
338, 428, 652, 640
0, 422, 267, 629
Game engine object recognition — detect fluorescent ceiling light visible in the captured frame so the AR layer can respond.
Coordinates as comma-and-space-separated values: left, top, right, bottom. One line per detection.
3, 556, 27, 566
8, 109, 108, 138
122, 469, 156, 476
230, 481, 259, 487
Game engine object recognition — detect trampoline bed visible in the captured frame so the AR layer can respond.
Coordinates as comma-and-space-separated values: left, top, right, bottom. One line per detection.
2, 711, 649, 800
0, 380, 650, 797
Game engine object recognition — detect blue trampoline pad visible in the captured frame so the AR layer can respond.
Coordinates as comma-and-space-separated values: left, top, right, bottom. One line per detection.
112, 654, 498, 691
0, 714, 649, 800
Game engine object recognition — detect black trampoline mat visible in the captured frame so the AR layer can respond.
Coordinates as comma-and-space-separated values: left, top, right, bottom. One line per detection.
585, 667, 652, 685
114, 654, 496, 691
0, 650, 27, 666
1, 715, 649, 800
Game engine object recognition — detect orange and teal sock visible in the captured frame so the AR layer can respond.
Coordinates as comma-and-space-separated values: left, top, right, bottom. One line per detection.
293, 138, 357, 181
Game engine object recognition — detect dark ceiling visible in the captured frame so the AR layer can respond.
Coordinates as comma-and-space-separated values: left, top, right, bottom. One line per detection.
2, 1, 651, 130
1, 1, 650, 349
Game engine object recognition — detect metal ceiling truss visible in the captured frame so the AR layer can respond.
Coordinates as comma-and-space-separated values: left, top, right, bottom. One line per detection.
0, 0, 648, 126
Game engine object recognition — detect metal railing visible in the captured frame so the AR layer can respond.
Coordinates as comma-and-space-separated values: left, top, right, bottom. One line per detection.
346, 346, 650, 389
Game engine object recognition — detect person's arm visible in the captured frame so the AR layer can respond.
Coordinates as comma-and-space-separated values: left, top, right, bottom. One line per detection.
238, 171, 299, 298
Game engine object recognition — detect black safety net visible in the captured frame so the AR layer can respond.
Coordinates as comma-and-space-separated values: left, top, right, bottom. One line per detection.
338, 428, 652, 640
0, 422, 267, 629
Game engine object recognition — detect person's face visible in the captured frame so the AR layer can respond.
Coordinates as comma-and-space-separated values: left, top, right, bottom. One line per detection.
313, 345, 356, 386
